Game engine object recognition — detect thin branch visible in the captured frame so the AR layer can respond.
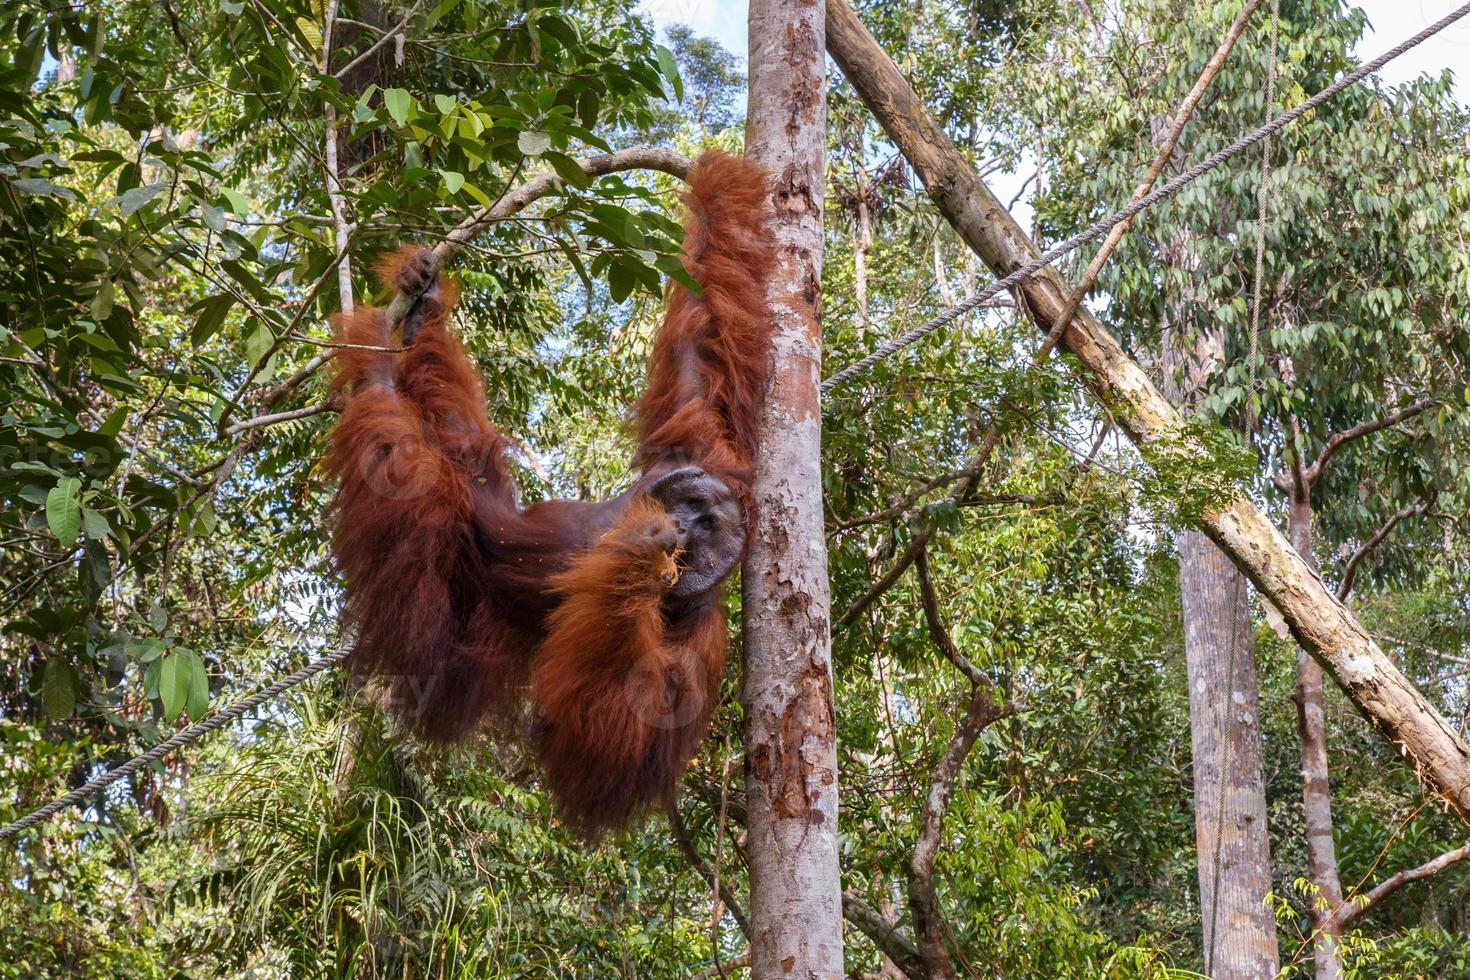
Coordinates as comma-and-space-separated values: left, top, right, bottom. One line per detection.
666, 802, 752, 942
1037, 0, 1265, 359
690, 952, 751, 980
841, 891, 930, 980
834, 529, 933, 633
833, 427, 1001, 631
1337, 501, 1431, 601
909, 686, 1012, 979
382, 146, 692, 327
334, 0, 423, 80
235, 146, 690, 426
1324, 840, 1470, 932
1304, 398, 1437, 487
222, 402, 333, 436
914, 546, 987, 686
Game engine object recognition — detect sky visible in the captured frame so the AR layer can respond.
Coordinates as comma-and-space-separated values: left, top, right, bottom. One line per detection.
635, 0, 1467, 98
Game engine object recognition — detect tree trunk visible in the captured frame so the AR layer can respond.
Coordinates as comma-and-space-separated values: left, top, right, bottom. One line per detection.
1178, 532, 1279, 978
823, 0, 1470, 824
742, 0, 843, 977
1160, 250, 1279, 977
1288, 489, 1346, 979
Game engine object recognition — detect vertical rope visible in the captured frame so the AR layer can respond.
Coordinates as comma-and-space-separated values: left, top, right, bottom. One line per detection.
1246, 0, 1281, 436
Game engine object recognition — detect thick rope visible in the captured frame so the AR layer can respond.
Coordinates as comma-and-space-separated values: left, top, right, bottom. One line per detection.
6, 0, 1467, 847
821, 0, 1470, 393
1245, 0, 1281, 436
0, 649, 347, 841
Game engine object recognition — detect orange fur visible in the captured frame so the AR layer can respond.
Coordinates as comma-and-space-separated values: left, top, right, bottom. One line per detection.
327, 150, 774, 832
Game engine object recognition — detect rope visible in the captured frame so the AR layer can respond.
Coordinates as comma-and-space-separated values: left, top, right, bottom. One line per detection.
1245, 0, 1281, 437
821, 0, 1470, 394
8, 0, 1466, 848
0, 649, 347, 841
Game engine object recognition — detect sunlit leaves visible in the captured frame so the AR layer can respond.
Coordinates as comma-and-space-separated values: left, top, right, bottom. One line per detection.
45, 477, 83, 547
516, 129, 551, 156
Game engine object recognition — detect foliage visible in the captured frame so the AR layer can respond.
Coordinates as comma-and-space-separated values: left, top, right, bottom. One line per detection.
1, 0, 1467, 975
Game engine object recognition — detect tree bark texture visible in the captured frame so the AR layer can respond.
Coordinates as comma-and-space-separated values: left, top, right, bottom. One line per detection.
1178, 531, 1280, 978
824, 0, 1470, 824
1288, 491, 1346, 979
742, 0, 843, 977
1159, 242, 1279, 977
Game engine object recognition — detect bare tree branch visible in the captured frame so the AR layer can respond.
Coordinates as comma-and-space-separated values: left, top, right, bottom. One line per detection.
382, 146, 692, 327
824, 0, 1470, 822
909, 686, 1011, 979
232, 146, 691, 433
222, 402, 333, 436
667, 802, 752, 942
334, 0, 422, 80
1324, 840, 1470, 933
1337, 501, 1431, 601
842, 891, 931, 980
914, 546, 987, 686
834, 427, 1003, 631
834, 529, 934, 633
1304, 399, 1437, 488
1037, 0, 1265, 359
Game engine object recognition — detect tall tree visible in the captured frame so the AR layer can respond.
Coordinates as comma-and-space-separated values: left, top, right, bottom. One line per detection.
742, 0, 843, 975
822, 0, 1470, 824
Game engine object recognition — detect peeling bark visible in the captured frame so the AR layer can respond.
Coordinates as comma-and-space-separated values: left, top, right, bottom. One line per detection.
742, 0, 843, 976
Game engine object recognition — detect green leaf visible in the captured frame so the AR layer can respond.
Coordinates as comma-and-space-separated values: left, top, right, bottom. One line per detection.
655, 45, 682, 101
424, 0, 461, 29
543, 151, 591, 189
117, 182, 166, 217
81, 506, 111, 540
99, 406, 128, 437
219, 186, 249, 217
46, 477, 83, 547
245, 321, 274, 368
42, 659, 79, 720
440, 169, 465, 194
220, 0, 243, 13
517, 130, 551, 156
608, 260, 635, 303
384, 88, 412, 127
160, 652, 188, 722
133, 637, 165, 664
295, 16, 323, 59
185, 650, 209, 720
434, 94, 456, 114
90, 279, 115, 320
190, 293, 235, 345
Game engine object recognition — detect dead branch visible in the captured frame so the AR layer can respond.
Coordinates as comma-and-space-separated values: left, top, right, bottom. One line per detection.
909, 686, 1011, 979
1038, 0, 1265, 359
